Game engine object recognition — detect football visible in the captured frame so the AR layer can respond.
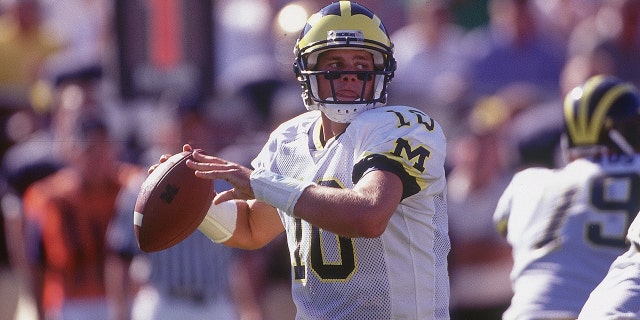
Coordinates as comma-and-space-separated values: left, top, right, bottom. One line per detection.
134, 151, 214, 252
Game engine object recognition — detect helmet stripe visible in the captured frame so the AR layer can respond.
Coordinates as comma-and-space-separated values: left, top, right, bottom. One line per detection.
565, 76, 635, 145
578, 76, 601, 142
340, 1, 350, 16
587, 84, 633, 142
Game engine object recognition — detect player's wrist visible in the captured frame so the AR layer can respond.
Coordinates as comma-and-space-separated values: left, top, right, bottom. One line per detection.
198, 200, 237, 243
250, 168, 316, 216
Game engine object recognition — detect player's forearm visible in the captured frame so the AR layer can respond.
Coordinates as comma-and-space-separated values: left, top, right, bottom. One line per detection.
294, 185, 392, 238
224, 200, 284, 250
297, 171, 403, 238
314, 170, 401, 238
249, 168, 402, 238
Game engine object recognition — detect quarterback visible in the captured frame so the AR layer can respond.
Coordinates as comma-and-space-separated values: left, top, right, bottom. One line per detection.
151, 1, 450, 319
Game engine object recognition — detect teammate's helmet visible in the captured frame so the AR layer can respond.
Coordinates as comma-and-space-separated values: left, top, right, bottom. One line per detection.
563, 75, 640, 158
293, 1, 396, 123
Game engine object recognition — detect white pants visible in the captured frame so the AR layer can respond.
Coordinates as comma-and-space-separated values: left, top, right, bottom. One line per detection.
131, 285, 238, 320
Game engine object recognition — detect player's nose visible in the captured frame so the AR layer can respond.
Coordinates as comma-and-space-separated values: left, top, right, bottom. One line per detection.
341, 72, 372, 82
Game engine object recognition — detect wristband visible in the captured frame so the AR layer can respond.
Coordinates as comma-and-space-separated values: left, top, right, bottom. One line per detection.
250, 168, 316, 216
198, 200, 237, 243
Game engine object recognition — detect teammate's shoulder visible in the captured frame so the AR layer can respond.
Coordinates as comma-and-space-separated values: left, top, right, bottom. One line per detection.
511, 166, 555, 184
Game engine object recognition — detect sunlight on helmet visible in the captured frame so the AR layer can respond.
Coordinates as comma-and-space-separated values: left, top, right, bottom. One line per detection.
567, 86, 584, 102
277, 3, 308, 34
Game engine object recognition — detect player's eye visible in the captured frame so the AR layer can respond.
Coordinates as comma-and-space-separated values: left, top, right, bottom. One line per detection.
327, 62, 342, 69
356, 63, 371, 70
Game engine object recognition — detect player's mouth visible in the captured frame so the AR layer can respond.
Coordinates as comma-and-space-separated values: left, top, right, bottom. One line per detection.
335, 90, 360, 101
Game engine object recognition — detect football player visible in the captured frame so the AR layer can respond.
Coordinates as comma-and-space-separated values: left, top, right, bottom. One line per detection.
152, 1, 450, 319
579, 81, 640, 319
578, 211, 640, 319
493, 75, 640, 319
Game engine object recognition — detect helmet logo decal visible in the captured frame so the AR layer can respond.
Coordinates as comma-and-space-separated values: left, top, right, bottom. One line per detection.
327, 30, 364, 44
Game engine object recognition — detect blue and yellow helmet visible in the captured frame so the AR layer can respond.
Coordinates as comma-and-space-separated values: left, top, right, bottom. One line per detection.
293, 1, 396, 123
563, 75, 640, 156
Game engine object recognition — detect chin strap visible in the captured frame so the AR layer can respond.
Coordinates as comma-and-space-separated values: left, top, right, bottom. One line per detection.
609, 129, 635, 156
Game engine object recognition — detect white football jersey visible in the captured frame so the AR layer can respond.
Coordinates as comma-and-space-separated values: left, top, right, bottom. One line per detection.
251, 106, 450, 320
578, 212, 640, 319
494, 155, 640, 320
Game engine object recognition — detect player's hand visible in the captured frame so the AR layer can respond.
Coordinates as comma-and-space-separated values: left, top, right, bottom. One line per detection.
186, 147, 254, 204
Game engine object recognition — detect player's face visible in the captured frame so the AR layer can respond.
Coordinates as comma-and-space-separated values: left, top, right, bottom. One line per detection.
315, 49, 375, 102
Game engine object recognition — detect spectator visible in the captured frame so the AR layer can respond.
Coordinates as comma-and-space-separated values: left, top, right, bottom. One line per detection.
591, 0, 640, 87
106, 176, 240, 320
1, 63, 109, 320
106, 93, 242, 320
462, 0, 566, 100
389, 0, 470, 139
0, 0, 61, 108
21, 113, 141, 320
447, 96, 514, 320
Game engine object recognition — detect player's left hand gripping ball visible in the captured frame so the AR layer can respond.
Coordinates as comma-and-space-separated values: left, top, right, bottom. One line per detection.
134, 151, 214, 252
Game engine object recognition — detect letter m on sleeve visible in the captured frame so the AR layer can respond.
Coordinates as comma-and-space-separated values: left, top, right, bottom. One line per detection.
391, 138, 430, 173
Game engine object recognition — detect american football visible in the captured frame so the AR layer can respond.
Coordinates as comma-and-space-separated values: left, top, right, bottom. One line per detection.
134, 151, 214, 252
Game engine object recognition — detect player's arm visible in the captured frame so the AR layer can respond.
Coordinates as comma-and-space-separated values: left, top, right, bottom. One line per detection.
187, 146, 401, 239
205, 169, 402, 240
296, 170, 402, 238
250, 167, 404, 238
152, 146, 284, 250
200, 198, 284, 250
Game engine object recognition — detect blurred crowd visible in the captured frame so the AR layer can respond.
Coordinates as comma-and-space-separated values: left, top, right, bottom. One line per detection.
0, 0, 638, 319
